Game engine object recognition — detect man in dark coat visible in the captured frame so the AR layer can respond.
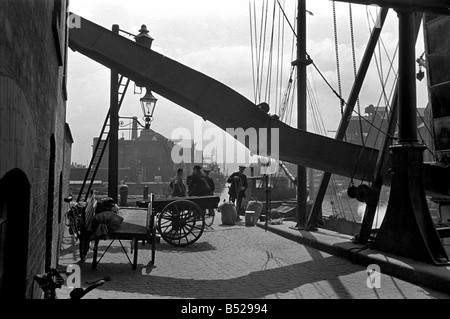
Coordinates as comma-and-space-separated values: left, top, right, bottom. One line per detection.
170, 167, 187, 197
203, 168, 215, 196
203, 168, 216, 217
188, 165, 211, 196
227, 165, 248, 218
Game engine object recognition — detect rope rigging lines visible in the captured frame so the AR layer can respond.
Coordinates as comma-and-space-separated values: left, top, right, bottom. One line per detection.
247, 1, 439, 224
349, 4, 366, 148
364, 7, 439, 162
333, 1, 345, 118
249, 0, 290, 110
249, 0, 291, 188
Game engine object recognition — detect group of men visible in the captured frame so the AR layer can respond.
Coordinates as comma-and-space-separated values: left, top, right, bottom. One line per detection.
169, 165, 248, 213
169, 165, 215, 198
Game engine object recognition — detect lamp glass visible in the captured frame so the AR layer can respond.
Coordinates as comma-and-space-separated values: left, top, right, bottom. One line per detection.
140, 90, 157, 118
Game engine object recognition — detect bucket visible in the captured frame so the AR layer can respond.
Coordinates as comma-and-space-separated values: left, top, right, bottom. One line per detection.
246, 200, 263, 222
245, 211, 256, 227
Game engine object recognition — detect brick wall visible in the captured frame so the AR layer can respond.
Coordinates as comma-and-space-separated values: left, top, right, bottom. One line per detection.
0, 0, 70, 299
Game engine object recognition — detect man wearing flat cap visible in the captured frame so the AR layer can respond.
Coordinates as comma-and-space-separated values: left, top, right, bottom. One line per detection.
227, 165, 248, 219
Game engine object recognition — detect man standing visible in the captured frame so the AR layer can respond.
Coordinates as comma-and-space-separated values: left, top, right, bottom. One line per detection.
170, 168, 186, 197
203, 168, 216, 219
203, 168, 215, 196
227, 165, 248, 218
188, 165, 211, 196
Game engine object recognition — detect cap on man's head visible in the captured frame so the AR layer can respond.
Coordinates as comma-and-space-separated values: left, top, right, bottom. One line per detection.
193, 165, 202, 170
238, 165, 246, 169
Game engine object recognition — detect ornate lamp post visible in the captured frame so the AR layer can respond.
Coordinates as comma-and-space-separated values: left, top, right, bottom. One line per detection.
135, 25, 154, 49
140, 88, 157, 130
135, 25, 156, 130
109, 24, 154, 202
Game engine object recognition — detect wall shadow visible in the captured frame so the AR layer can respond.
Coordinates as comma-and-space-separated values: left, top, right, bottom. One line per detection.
67, 256, 378, 299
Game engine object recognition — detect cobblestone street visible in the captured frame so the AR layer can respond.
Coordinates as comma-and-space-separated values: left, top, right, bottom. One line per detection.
58, 211, 450, 300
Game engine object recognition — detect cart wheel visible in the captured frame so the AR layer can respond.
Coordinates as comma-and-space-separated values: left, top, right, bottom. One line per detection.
157, 200, 205, 247
204, 208, 216, 227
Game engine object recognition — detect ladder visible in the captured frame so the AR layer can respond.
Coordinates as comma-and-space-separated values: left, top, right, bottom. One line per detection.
77, 75, 131, 202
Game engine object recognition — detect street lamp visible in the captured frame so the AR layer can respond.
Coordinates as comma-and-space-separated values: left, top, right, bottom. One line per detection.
140, 88, 157, 129
135, 25, 154, 49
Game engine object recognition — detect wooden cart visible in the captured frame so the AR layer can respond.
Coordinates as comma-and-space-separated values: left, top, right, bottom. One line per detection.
137, 195, 221, 247
76, 192, 156, 270
90, 203, 156, 270
80, 194, 220, 270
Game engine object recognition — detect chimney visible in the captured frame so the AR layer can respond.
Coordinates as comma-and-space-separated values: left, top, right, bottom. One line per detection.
132, 117, 138, 140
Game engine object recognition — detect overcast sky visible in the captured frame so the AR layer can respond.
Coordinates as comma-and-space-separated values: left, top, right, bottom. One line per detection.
67, 0, 429, 167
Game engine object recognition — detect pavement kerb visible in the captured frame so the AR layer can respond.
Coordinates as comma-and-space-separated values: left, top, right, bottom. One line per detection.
256, 221, 450, 295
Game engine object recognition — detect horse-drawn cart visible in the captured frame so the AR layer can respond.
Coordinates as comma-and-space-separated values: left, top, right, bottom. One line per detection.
77, 193, 220, 270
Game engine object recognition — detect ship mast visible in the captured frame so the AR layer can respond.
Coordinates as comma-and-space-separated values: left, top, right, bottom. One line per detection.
295, 0, 308, 229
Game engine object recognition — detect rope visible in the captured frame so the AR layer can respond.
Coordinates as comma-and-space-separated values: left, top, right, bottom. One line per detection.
279, 68, 295, 122
279, 0, 286, 115
258, 0, 269, 103
251, 0, 266, 103
278, 7, 297, 125
275, 2, 284, 115
351, 109, 397, 140
366, 7, 398, 115
274, 6, 280, 115
306, 72, 352, 221
416, 110, 441, 162
333, 2, 345, 118
252, 0, 262, 103
249, 1, 257, 103
276, 0, 297, 39
349, 4, 365, 147
306, 67, 361, 223
251, 0, 292, 111
264, 2, 277, 103
348, 67, 399, 185
307, 79, 329, 136
285, 7, 297, 125
287, 75, 297, 125
351, 8, 399, 183
308, 71, 328, 136
278, 0, 346, 110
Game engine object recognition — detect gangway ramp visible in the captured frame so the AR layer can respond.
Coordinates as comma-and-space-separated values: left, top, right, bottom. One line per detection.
68, 14, 450, 198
